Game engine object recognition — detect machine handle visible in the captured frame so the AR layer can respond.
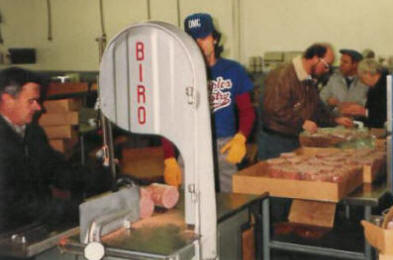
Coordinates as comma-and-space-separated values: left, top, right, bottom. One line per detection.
88, 209, 134, 242
84, 242, 105, 260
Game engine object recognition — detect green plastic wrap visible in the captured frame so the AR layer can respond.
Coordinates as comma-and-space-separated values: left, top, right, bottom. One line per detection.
300, 126, 376, 149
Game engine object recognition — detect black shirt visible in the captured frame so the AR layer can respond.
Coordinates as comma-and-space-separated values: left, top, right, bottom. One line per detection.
365, 70, 389, 128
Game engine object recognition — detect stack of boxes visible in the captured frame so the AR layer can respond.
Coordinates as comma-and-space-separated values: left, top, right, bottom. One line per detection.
39, 98, 80, 156
46, 82, 89, 96
120, 146, 164, 182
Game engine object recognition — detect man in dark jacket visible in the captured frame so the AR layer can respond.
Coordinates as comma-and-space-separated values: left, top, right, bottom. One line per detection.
0, 67, 110, 233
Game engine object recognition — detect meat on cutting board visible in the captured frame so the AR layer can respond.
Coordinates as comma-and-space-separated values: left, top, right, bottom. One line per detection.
139, 187, 155, 219
145, 183, 180, 209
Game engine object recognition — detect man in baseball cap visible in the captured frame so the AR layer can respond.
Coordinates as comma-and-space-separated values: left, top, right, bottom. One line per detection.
320, 48, 368, 115
162, 13, 255, 193
184, 13, 214, 39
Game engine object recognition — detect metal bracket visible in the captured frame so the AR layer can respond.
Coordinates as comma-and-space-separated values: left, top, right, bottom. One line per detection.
188, 184, 198, 203
186, 86, 195, 105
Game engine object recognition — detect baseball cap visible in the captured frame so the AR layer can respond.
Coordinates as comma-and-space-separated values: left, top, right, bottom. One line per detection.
339, 49, 363, 62
184, 13, 214, 39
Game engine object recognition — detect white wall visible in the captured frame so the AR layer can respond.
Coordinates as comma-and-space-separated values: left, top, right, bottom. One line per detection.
0, 0, 392, 71
241, 0, 393, 65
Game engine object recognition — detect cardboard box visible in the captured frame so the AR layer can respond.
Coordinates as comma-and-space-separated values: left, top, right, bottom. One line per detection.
379, 254, 393, 260
370, 128, 387, 139
91, 83, 98, 91
43, 99, 81, 113
288, 200, 336, 227
39, 111, 79, 126
242, 225, 255, 260
362, 158, 385, 183
46, 82, 88, 96
362, 207, 393, 257
121, 147, 164, 180
233, 160, 363, 202
43, 125, 77, 139
49, 139, 66, 152
49, 138, 77, 154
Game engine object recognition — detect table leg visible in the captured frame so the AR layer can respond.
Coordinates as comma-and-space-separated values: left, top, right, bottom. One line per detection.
345, 204, 350, 219
251, 200, 263, 260
262, 198, 270, 260
80, 134, 85, 165
364, 205, 372, 260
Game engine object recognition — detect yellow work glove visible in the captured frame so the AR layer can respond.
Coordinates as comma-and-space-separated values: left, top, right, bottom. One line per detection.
220, 132, 247, 164
163, 157, 182, 187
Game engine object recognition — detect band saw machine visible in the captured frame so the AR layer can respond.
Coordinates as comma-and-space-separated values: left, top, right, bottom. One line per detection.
61, 21, 218, 260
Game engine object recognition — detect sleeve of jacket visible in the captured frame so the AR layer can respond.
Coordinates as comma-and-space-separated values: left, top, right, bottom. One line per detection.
319, 77, 334, 104
235, 92, 255, 138
0, 153, 14, 224
39, 125, 112, 195
29, 124, 90, 191
367, 85, 387, 128
161, 137, 176, 159
313, 97, 337, 127
372, 99, 387, 128
356, 80, 369, 106
262, 70, 305, 132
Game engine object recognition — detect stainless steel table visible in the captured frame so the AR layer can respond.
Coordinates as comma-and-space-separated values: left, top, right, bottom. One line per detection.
0, 222, 79, 259
262, 182, 391, 260
60, 192, 268, 260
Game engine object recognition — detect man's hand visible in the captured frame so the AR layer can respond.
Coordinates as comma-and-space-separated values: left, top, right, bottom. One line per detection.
327, 97, 340, 107
220, 132, 247, 164
302, 120, 318, 133
339, 103, 366, 116
163, 157, 182, 188
335, 117, 354, 127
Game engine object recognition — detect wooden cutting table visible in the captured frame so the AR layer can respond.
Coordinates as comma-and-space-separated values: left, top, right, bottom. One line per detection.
261, 181, 392, 260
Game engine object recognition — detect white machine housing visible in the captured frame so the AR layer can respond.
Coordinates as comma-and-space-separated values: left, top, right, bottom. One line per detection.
99, 21, 217, 259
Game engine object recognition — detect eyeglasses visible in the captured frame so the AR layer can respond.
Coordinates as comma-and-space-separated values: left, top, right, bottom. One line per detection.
319, 58, 331, 70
